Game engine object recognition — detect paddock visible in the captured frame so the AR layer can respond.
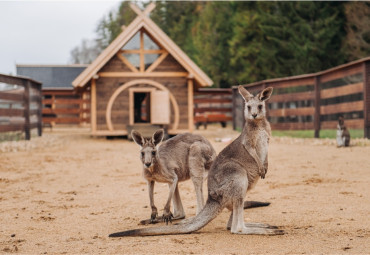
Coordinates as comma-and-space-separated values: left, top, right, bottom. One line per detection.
0, 125, 369, 254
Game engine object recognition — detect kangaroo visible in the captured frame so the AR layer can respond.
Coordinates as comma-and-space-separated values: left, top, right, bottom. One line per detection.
110, 86, 283, 237
336, 116, 350, 147
131, 130, 269, 225
131, 130, 217, 224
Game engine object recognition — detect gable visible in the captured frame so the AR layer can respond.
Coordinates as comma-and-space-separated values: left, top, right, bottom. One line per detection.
153, 54, 187, 73
72, 3, 212, 88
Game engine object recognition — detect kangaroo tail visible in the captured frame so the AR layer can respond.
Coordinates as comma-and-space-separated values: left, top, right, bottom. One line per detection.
243, 200, 270, 209
109, 198, 222, 237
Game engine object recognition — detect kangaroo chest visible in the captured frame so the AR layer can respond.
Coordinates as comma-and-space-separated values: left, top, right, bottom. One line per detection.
255, 130, 269, 164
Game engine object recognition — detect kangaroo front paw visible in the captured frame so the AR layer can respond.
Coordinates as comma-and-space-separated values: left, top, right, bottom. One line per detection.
162, 211, 174, 225
259, 169, 265, 179
260, 166, 268, 179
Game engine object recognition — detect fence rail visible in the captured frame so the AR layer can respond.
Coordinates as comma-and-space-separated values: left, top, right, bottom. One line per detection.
193, 88, 232, 129
42, 89, 90, 127
0, 73, 42, 140
232, 57, 370, 138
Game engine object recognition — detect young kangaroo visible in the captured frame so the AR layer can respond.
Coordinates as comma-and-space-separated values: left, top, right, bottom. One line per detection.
110, 86, 283, 237
131, 130, 217, 224
336, 116, 350, 147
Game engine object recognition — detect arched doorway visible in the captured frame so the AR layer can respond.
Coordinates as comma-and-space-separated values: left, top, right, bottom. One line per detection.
105, 79, 180, 132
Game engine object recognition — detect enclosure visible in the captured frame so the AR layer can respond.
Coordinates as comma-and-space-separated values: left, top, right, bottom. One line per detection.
233, 57, 370, 138
0, 125, 369, 254
0, 74, 42, 140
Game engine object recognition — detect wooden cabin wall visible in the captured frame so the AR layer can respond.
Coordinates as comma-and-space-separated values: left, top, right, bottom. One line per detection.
94, 54, 189, 133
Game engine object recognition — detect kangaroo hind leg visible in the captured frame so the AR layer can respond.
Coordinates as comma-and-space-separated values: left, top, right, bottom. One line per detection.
188, 142, 208, 214
172, 184, 185, 220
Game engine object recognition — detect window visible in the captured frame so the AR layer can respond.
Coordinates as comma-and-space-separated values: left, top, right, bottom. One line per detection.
118, 29, 166, 72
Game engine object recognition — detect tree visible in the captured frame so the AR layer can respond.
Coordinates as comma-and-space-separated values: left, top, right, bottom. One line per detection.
95, 1, 137, 49
343, 2, 370, 61
69, 39, 103, 64
229, 2, 347, 84
70, 1, 353, 87
192, 1, 236, 87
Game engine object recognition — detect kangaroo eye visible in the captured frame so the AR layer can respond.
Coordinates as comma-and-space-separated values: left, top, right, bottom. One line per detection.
152, 151, 156, 156
141, 152, 144, 157
258, 105, 263, 110
247, 106, 251, 110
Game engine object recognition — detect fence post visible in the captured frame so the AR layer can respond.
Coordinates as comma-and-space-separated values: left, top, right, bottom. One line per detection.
37, 83, 43, 137
314, 76, 321, 138
363, 61, 370, 139
232, 87, 237, 130
24, 80, 31, 140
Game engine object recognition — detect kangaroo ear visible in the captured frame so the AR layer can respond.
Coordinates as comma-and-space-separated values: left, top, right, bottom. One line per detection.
238, 85, 253, 101
131, 130, 145, 146
152, 129, 164, 146
258, 87, 273, 101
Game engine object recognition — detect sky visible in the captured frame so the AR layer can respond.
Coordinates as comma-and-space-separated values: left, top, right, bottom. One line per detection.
0, 0, 126, 75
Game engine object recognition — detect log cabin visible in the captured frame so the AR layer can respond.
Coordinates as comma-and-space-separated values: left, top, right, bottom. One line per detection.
72, 3, 213, 137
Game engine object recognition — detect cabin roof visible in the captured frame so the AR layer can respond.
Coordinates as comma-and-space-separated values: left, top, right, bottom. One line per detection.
16, 64, 87, 89
72, 3, 213, 88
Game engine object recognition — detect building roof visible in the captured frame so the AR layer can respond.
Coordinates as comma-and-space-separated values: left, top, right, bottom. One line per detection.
72, 3, 213, 88
16, 64, 87, 89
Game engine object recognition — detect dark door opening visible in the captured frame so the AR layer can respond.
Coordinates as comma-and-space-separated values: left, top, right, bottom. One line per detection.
134, 92, 151, 123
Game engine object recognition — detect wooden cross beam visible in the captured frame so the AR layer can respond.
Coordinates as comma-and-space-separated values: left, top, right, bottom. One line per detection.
130, 2, 156, 18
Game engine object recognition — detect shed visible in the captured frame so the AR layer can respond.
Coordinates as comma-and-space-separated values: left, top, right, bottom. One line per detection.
72, 3, 213, 136
16, 64, 87, 90
16, 65, 89, 126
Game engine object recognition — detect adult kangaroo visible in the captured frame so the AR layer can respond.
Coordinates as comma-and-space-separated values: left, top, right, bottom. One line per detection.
110, 86, 283, 236
131, 130, 216, 224
131, 130, 270, 225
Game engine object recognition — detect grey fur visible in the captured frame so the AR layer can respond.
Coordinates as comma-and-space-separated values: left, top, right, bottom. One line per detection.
336, 116, 350, 147
131, 129, 216, 224
109, 86, 283, 237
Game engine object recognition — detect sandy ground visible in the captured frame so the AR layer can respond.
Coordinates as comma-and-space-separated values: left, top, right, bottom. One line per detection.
0, 125, 369, 254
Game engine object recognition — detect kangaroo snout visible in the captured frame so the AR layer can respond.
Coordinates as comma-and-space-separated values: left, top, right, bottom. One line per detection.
144, 162, 152, 168
252, 113, 257, 119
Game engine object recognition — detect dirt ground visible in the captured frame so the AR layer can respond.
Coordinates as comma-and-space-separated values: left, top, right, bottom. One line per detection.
0, 125, 369, 254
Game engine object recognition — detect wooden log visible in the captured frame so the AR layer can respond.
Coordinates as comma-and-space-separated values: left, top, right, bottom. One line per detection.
0, 123, 25, 132
268, 107, 315, 117
270, 122, 315, 130
320, 82, 363, 99
0, 108, 24, 117
320, 101, 363, 115
24, 80, 30, 140
320, 64, 363, 83
0, 92, 24, 102
314, 76, 321, 138
321, 119, 363, 129
363, 61, 370, 138
269, 90, 315, 103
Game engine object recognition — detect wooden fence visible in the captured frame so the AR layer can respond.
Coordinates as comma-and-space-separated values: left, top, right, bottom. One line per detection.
0, 73, 42, 140
233, 57, 370, 138
42, 89, 90, 127
194, 88, 232, 129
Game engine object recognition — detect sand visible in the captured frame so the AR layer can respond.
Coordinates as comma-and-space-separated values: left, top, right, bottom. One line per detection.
0, 125, 369, 254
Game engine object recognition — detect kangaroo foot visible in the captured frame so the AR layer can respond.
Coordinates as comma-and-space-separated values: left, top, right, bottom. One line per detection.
139, 216, 161, 225
244, 222, 278, 229
243, 200, 270, 209
228, 222, 281, 231
139, 215, 185, 225
231, 225, 284, 235
162, 211, 174, 225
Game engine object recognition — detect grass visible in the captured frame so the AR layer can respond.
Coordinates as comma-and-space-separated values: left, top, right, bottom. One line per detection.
272, 129, 364, 139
